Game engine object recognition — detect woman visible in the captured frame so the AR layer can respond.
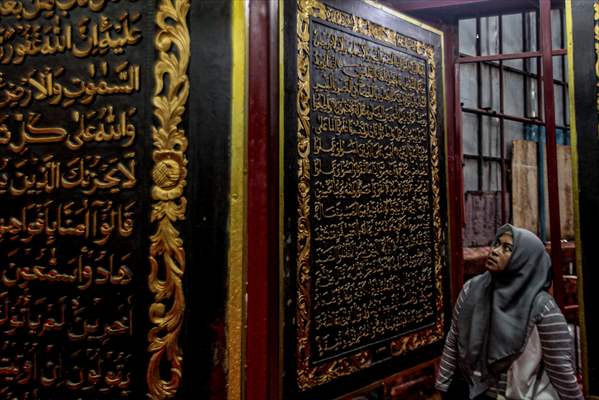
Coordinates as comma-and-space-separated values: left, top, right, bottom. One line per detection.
435, 224, 583, 399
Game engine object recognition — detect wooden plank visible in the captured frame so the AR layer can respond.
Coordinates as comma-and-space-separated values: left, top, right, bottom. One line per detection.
543, 144, 575, 239
512, 140, 540, 234
463, 192, 502, 247
558, 145, 575, 239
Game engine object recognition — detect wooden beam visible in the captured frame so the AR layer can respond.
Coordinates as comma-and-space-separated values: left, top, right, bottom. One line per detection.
387, 0, 559, 22
457, 49, 566, 63
391, 0, 495, 12
540, 0, 565, 308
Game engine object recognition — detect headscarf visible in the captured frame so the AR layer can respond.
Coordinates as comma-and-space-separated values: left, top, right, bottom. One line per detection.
456, 224, 553, 398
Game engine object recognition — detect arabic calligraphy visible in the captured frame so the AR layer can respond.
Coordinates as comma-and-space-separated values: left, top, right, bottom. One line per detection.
0, 62, 140, 108
0, 11, 141, 64
0, 199, 135, 241
0, 0, 144, 398
0, 0, 128, 20
0, 293, 134, 397
0, 108, 137, 153
308, 22, 437, 361
0, 152, 136, 195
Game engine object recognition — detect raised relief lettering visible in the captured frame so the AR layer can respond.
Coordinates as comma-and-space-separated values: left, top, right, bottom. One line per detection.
0, 1, 142, 398
309, 22, 436, 360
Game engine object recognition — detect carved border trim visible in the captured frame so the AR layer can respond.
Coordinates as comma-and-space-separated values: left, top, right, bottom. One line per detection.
148, 0, 190, 398
295, 0, 444, 390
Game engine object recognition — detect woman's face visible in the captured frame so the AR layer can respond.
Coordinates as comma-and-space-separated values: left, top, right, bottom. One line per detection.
486, 233, 513, 273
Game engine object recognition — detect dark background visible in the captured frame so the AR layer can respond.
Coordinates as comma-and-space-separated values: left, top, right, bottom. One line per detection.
570, 0, 599, 395
183, 2, 232, 400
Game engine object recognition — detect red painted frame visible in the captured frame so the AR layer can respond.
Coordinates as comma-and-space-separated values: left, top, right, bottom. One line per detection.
244, 1, 567, 399
539, 0, 565, 308
443, 22, 466, 304
246, 1, 280, 400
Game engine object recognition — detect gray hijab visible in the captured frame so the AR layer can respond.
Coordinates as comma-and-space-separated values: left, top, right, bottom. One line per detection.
456, 224, 553, 398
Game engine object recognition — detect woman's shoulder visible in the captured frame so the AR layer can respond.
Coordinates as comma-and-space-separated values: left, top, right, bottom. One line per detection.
531, 291, 560, 321
461, 273, 490, 295
458, 277, 473, 299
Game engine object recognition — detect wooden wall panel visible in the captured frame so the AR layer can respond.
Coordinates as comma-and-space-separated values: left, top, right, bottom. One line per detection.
512, 140, 540, 234
281, 0, 449, 398
543, 145, 575, 240
512, 141, 574, 239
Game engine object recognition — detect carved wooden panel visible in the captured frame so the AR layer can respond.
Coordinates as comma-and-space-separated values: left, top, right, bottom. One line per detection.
282, 0, 449, 397
0, 1, 189, 399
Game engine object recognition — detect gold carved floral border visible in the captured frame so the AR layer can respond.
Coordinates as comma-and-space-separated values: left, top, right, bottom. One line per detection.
295, 0, 445, 390
148, 0, 190, 398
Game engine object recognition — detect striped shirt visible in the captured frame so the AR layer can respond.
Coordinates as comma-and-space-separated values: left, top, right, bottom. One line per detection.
435, 280, 583, 399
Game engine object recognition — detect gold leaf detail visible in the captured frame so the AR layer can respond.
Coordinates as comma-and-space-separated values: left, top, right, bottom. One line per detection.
153, 158, 182, 190
148, 0, 190, 398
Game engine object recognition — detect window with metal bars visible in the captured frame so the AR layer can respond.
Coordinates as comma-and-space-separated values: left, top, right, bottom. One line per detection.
457, 7, 580, 378
458, 9, 570, 247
